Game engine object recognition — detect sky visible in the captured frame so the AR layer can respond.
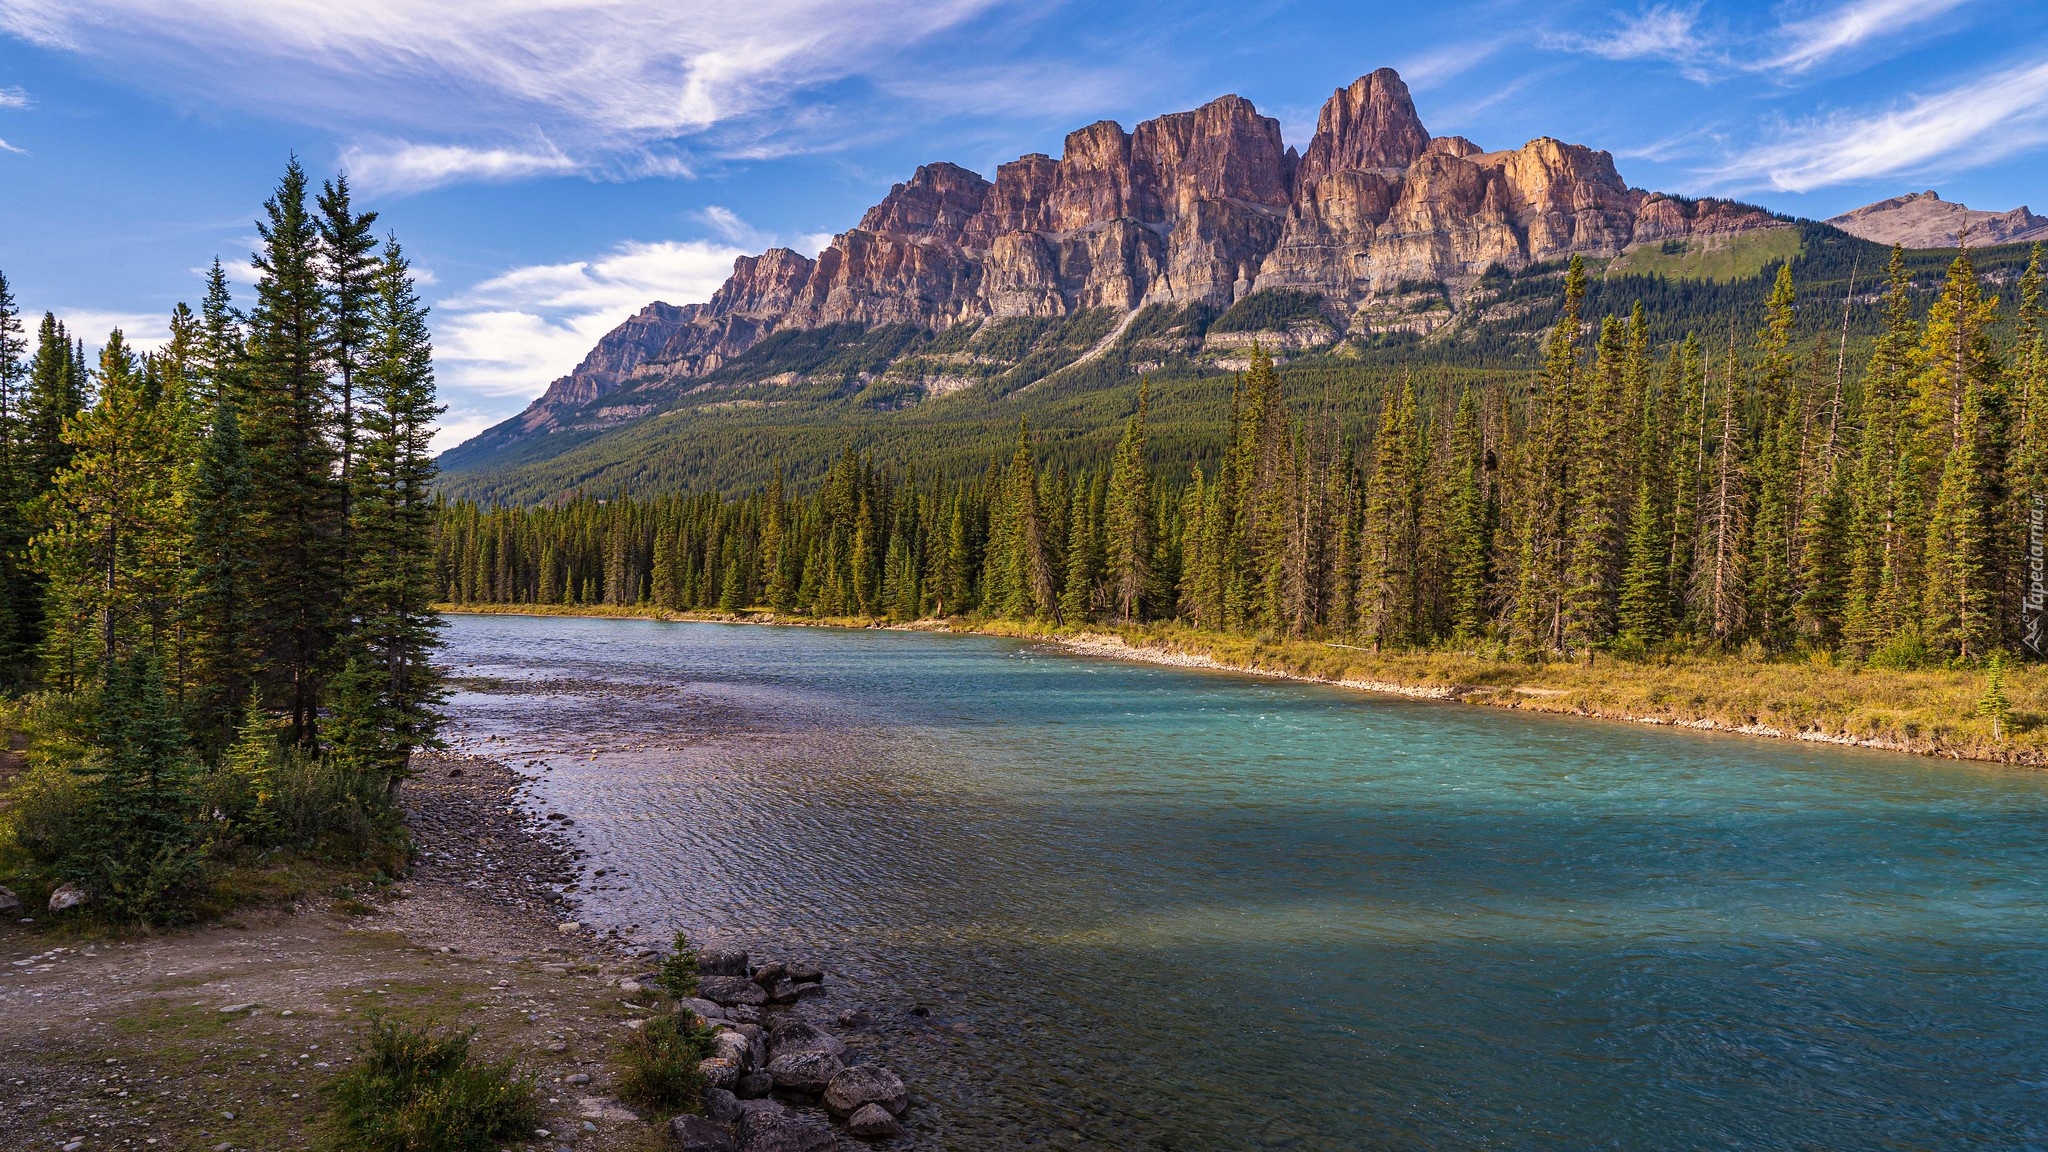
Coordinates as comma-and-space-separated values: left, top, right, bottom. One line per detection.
2, 0, 2046, 451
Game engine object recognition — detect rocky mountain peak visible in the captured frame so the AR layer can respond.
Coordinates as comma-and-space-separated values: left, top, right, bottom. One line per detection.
1827, 190, 2048, 249
1297, 67, 1430, 186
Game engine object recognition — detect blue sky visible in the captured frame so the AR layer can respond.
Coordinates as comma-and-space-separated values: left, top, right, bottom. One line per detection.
2, 0, 2045, 448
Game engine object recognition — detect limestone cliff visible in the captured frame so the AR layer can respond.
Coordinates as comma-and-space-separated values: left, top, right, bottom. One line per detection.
465, 65, 1777, 454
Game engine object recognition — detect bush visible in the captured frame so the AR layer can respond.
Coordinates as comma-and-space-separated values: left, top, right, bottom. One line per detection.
3, 758, 82, 866
1867, 633, 1931, 671
615, 1011, 714, 1113
658, 930, 701, 998
326, 1019, 539, 1152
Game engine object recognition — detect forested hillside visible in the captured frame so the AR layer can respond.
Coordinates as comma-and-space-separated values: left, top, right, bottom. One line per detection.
439, 242, 2048, 670
439, 227, 2043, 504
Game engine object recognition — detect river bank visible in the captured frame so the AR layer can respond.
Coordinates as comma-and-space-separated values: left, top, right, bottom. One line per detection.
0, 751, 674, 1152
441, 603, 2044, 767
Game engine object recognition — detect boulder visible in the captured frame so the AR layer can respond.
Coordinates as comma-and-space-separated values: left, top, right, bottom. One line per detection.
724, 1004, 762, 1025
699, 947, 750, 977
751, 961, 788, 986
736, 1107, 837, 1152
669, 1112, 737, 1152
0, 886, 21, 916
711, 1030, 752, 1070
698, 1057, 741, 1090
735, 1072, 774, 1099
678, 998, 727, 1021
703, 1087, 744, 1125
699, 976, 769, 1007
788, 962, 824, 984
766, 1051, 844, 1094
766, 978, 801, 1004
791, 982, 826, 1001
845, 1103, 906, 1140
823, 1065, 908, 1118
48, 883, 87, 913
767, 1021, 846, 1060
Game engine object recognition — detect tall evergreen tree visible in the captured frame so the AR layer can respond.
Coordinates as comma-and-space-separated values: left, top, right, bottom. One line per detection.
1103, 384, 1152, 624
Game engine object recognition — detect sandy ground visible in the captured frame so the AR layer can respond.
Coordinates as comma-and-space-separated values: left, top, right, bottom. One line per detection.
0, 752, 675, 1152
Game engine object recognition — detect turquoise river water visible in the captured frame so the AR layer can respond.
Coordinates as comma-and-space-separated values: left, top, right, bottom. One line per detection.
440, 613, 2048, 1150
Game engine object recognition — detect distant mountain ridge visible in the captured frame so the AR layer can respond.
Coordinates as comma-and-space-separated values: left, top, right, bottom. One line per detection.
447, 65, 1783, 467
1827, 190, 2048, 250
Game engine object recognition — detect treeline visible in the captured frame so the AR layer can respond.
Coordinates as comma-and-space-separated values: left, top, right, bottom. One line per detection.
0, 160, 444, 922
438, 243, 2046, 667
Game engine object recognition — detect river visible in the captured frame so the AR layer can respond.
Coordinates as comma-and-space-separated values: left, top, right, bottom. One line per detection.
440, 613, 2048, 1150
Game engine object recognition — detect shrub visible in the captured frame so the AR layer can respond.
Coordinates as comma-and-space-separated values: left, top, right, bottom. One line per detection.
3, 758, 82, 866
615, 1011, 714, 1113
658, 930, 701, 998
326, 1019, 539, 1152
1867, 633, 1931, 671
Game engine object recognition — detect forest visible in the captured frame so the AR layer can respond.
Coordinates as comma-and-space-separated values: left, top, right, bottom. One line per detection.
0, 160, 443, 923
438, 243, 2048, 672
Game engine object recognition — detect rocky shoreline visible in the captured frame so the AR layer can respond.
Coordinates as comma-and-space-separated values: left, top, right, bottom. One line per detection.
417, 748, 918, 1150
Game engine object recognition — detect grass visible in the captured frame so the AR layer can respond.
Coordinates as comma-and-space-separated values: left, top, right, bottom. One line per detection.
441, 602, 2048, 766
614, 1012, 715, 1114
325, 1018, 541, 1152
1608, 226, 1804, 282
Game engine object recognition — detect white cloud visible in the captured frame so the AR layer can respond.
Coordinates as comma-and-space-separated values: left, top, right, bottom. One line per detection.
341, 140, 580, 195
1713, 56, 2048, 192
0, 138, 23, 155
61, 310, 172, 354
1397, 38, 1511, 91
1762, 0, 1973, 74
1555, 4, 1705, 65
0, 0, 1023, 190
0, 85, 28, 108
430, 238, 747, 450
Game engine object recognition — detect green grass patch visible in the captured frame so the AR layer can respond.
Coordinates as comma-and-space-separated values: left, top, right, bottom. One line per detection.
1608, 226, 1802, 282
326, 1018, 541, 1152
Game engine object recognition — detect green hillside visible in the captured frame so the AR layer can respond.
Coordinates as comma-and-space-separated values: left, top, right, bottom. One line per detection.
436, 225, 2044, 505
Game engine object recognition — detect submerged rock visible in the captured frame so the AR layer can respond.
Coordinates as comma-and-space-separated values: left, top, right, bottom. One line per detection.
845, 1102, 906, 1139
824, 1065, 908, 1118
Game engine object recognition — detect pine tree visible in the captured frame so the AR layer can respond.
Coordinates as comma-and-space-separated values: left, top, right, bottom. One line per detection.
1917, 253, 2006, 660
65, 653, 202, 922
1563, 314, 1630, 650
244, 158, 344, 742
1512, 255, 1586, 652
1103, 385, 1152, 625
1444, 389, 1490, 642
0, 271, 27, 676
1978, 650, 2012, 740
1359, 381, 1420, 648
186, 399, 257, 742
340, 239, 445, 781
1845, 247, 1921, 650
1617, 374, 1670, 644
1059, 473, 1098, 623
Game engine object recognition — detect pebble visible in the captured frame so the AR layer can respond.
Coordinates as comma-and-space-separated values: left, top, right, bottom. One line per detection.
218, 1004, 253, 1014
557, 922, 581, 934
566, 1073, 591, 1085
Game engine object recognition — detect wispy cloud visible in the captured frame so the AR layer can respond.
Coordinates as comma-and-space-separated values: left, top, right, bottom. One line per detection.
0, 0, 1041, 191
1397, 37, 1512, 91
431, 238, 747, 449
1762, 0, 1974, 73
0, 85, 28, 108
341, 140, 581, 195
1557, 4, 1705, 64
1713, 56, 2048, 192
0, 138, 24, 155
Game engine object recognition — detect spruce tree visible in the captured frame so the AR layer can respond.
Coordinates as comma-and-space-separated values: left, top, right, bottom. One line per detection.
243, 158, 344, 742
1103, 385, 1152, 625
317, 175, 380, 503
1444, 389, 1490, 641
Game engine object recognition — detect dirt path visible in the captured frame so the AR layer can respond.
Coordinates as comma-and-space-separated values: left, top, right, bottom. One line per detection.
0, 753, 673, 1152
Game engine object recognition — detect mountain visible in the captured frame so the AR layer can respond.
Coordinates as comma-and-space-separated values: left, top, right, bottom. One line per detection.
443, 66, 1786, 480
1827, 190, 2048, 250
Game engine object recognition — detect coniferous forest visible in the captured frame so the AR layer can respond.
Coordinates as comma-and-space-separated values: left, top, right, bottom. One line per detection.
439, 245, 2047, 674
0, 160, 443, 923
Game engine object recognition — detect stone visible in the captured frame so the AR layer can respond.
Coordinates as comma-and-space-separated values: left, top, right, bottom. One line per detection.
0, 886, 20, 916
735, 1072, 774, 1099
845, 1103, 906, 1139
823, 1064, 908, 1118
836, 1009, 872, 1028
787, 962, 824, 984
669, 1112, 737, 1152
736, 1106, 838, 1152
698, 976, 768, 1007
711, 1030, 752, 1069
751, 961, 787, 986
703, 1087, 744, 1126
698, 1057, 741, 1090
765, 978, 800, 1004
698, 947, 750, 977
766, 1051, 844, 1094
566, 1073, 591, 1085
557, 921, 581, 934
48, 883, 87, 913
790, 982, 825, 1001
619, 979, 645, 995
723, 1004, 761, 1025
678, 997, 726, 1021
767, 1020, 846, 1060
